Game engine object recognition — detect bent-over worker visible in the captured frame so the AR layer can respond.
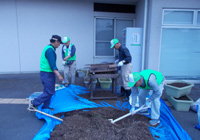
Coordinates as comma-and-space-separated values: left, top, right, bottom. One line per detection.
128, 69, 165, 125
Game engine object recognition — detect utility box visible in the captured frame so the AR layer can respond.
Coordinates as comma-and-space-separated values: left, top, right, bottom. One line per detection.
122, 27, 143, 72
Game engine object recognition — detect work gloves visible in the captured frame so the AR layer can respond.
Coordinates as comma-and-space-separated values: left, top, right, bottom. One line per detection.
118, 60, 124, 67
62, 61, 66, 66
130, 107, 135, 115
146, 99, 151, 108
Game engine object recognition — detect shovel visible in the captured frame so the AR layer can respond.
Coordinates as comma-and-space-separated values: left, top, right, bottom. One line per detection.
27, 106, 63, 122
108, 104, 150, 124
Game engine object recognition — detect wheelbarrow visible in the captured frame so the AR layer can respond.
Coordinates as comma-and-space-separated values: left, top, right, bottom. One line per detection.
108, 104, 150, 124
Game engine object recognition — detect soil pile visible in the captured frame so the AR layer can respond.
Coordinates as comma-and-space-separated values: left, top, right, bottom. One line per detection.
50, 107, 154, 140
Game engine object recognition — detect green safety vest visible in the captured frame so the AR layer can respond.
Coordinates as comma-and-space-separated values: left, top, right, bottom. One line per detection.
40, 45, 55, 72
138, 69, 164, 89
64, 43, 76, 60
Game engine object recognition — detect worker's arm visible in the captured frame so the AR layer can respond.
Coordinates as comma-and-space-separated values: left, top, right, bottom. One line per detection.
148, 74, 161, 101
131, 87, 139, 108
62, 45, 65, 60
45, 48, 58, 71
122, 47, 132, 63
45, 48, 63, 82
53, 70, 63, 82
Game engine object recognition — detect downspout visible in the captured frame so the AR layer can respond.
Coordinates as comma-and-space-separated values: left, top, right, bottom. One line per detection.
141, 0, 148, 70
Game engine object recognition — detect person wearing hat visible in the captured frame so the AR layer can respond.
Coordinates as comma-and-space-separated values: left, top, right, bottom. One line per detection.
30, 35, 64, 110
128, 69, 165, 125
62, 37, 76, 87
110, 38, 132, 101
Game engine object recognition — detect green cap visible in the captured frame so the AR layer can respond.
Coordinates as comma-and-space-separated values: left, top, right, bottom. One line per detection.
110, 39, 119, 48
62, 37, 70, 43
128, 72, 141, 87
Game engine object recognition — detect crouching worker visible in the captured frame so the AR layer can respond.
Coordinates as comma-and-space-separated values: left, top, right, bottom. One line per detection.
128, 69, 165, 125
30, 35, 64, 110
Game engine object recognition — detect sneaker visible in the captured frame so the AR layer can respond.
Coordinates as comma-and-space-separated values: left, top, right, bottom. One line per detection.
149, 119, 160, 125
29, 98, 35, 108
137, 110, 149, 116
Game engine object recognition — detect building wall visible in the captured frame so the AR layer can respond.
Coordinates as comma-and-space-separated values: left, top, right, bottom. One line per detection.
146, 0, 200, 71
0, 0, 94, 73
135, 0, 145, 27
0, 0, 137, 74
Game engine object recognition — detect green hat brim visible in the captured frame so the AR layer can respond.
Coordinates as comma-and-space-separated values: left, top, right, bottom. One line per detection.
128, 81, 136, 87
110, 45, 115, 48
63, 41, 69, 43
128, 76, 141, 87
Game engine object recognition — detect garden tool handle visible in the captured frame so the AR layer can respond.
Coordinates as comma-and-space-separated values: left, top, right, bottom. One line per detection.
27, 107, 63, 122
110, 105, 150, 124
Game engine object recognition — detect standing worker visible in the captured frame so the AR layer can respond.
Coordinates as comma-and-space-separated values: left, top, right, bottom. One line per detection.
110, 38, 132, 101
128, 69, 165, 125
30, 35, 64, 110
62, 37, 76, 87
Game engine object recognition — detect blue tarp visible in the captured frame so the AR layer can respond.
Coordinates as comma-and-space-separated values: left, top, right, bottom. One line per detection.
31, 85, 191, 140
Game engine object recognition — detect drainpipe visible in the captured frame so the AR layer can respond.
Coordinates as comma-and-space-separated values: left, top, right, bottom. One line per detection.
141, 0, 148, 70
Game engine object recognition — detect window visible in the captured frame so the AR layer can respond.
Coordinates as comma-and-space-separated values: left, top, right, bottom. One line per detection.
163, 10, 194, 25
197, 11, 200, 25
160, 28, 200, 78
95, 18, 134, 57
160, 9, 200, 79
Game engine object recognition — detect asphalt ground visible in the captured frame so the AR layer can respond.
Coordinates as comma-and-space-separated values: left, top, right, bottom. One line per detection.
0, 73, 200, 140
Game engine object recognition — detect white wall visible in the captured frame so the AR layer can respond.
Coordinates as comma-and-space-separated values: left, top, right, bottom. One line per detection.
0, 0, 138, 74
145, 0, 200, 71
0, 0, 20, 73
0, 0, 94, 73
135, 0, 145, 27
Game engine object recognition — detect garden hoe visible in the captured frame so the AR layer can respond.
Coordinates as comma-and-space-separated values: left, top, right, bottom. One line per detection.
108, 104, 150, 124
27, 99, 63, 122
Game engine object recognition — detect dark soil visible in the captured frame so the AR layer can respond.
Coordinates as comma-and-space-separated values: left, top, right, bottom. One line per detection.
174, 95, 190, 100
167, 82, 190, 88
50, 78, 156, 140
50, 107, 155, 140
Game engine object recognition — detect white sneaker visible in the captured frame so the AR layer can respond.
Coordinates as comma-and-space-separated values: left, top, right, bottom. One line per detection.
28, 98, 35, 108
149, 119, 160, 125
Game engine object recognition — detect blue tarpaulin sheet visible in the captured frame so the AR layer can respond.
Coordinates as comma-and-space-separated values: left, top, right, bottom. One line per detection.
31, 85, 191, 140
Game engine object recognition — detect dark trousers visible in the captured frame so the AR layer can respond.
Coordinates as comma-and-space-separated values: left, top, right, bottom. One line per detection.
33, 71, 55, 109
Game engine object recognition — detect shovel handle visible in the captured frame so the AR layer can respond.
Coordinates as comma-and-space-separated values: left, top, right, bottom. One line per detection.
110, 105, 150, 124
27, 107, 63, 122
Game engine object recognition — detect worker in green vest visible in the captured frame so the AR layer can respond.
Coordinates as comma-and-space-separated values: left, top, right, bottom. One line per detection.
110, 38, 132, 101
128, 69, 165, 125
62, 36, 76, 87
31, 35, 64, 109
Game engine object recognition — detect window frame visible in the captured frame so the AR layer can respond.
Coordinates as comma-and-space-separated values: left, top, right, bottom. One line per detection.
160, 8, 200, 79
94, 17, 135, 57
162, 9, 196, 26
197, 10, 200, 25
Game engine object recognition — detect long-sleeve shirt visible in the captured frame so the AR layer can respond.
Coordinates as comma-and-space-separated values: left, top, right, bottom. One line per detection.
62, 44, 76, 60
45, 44, 58, 71
118, 46, 132, 64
